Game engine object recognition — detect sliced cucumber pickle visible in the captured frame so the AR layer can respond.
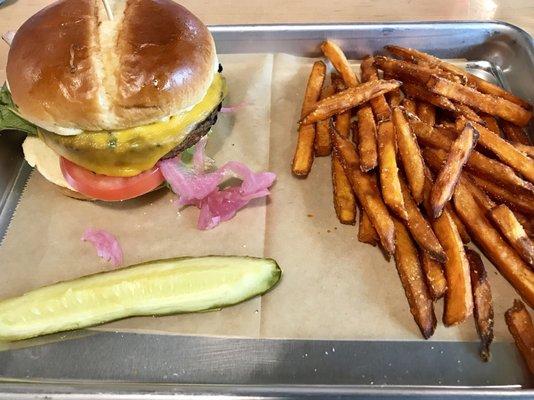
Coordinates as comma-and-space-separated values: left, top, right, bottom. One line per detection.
0, 256, 281, 341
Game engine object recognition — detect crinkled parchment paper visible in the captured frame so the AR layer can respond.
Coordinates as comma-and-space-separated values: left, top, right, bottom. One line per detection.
0, 53, 518, 341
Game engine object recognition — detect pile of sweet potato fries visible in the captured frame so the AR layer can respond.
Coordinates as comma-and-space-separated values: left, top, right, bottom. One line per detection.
292, 41, 534, 368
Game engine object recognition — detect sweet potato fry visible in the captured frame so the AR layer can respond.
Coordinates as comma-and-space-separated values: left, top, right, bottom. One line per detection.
292, 61, 326, 176
331, 73, 352, 138
430, 123, 479, 218
402, 82, 458, 113
427, 75, 532, 127
505, 300, 534, 374
424, 170, 468, 246
435, 209, 473, 326
384, 45, 439, 67
321, 40, 359, 88
420, 147, 453, 174
336, 112, 351, 138
409, 119, 455, 149
331, 72, 347, 92
358, 208, 379, 246
332, 153, 357, 225
515, 212, 534, 240
411, 119, 534, 193
384, 72, 403, 108
401, 98, 417, 114
356, 106, 378, 171
466, 248, 494, 362
468, 173, 534, 216
514, 143, 534, 159
333, 131, 396, 254
452, 102, 484, 124
435, 118, 462, 140
393, 107, 426, 203
453, 181, 534, 307
361, 56, 391, 121
459, 174, 495, 212
425, 171, 468, 243
360, 55, 378, 82
423, 159, 476, 244
489, 204, 534, 268
437, 119, 455, 131
417, 102, 436, 126
400, 177, 446, 262
422, 167, 473, 324
328, 78, 356, 224
377, 120, 408, 219
447, 205, 470, 244
421, 252, 447, 300
423, 99, 482, 125
392, 218, 437, 339
427, 148, 534, 215
374, 56, 456, 85
481, 114, 502, 137
292, 125, 316, 176
301, 61, 327, 117
301, 80, 402, 125
314, 120, 332, 157
351, 121, 359, 145
457, 118, 534, 185
385, 45, 532, 110
502, 122, 532, 146
472, 77, 533, 111
314, 86, 335, 157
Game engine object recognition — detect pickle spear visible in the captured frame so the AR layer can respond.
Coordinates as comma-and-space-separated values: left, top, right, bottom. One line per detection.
0, 256, 281, 341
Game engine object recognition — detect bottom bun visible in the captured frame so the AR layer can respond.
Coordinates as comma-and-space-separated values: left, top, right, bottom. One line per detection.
23, 136, 75, 190
53, 184, 94, 201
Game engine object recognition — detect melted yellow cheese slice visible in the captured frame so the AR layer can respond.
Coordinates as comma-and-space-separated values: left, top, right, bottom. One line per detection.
40, 74, 226, 177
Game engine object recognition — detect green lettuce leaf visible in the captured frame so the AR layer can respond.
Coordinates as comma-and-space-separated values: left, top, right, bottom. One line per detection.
0, 83, 37, 135
180, 146, 195, 164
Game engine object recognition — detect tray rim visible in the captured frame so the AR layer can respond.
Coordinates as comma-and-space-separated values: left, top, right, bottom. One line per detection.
0, 380, 532, 399
208, 20, 533, 49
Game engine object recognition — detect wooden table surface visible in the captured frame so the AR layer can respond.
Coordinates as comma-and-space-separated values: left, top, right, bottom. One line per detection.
1, 0, 533, 77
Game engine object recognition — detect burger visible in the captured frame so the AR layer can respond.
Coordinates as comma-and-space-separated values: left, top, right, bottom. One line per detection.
3, 0, 226, 201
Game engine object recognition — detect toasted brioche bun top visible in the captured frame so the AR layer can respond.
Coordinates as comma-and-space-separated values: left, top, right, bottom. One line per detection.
7, 0, 218, 135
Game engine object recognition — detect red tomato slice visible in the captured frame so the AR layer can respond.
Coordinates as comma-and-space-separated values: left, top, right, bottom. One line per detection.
60, 157, 165, 201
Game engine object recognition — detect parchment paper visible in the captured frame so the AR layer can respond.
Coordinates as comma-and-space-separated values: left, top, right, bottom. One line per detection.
0, 53, 518, 341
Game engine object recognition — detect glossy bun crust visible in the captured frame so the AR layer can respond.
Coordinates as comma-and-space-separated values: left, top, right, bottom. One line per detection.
6, 0, 217, 134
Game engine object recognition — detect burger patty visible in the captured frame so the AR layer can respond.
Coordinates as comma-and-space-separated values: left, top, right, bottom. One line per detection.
161, 101, 222, 160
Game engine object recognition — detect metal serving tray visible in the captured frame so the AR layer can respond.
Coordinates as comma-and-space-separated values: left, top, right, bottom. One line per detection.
0, 22, 533, 399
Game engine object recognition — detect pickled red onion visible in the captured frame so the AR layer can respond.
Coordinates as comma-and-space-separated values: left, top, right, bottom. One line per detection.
82, 228, 123, 267
220, 100, 251, 113
158, 149, 276, 230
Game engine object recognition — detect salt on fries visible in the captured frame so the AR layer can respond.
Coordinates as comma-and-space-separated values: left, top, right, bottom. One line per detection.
430, 122, 479, 218
333, 130, 396, 254
506, 300, 534, 374
292, 41, 532, 363
454, 182, 534, 308
330, 73, 357, 225
292, 61, 326, 176
467, 249, 494, 362
361, 56, 391, 121
392, 218, 437, 339
427, 75, 532, 127
393, 107, 425, 204
489, 205, 534, 268
300, 80, 401, 125
384, 45, 532, 110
